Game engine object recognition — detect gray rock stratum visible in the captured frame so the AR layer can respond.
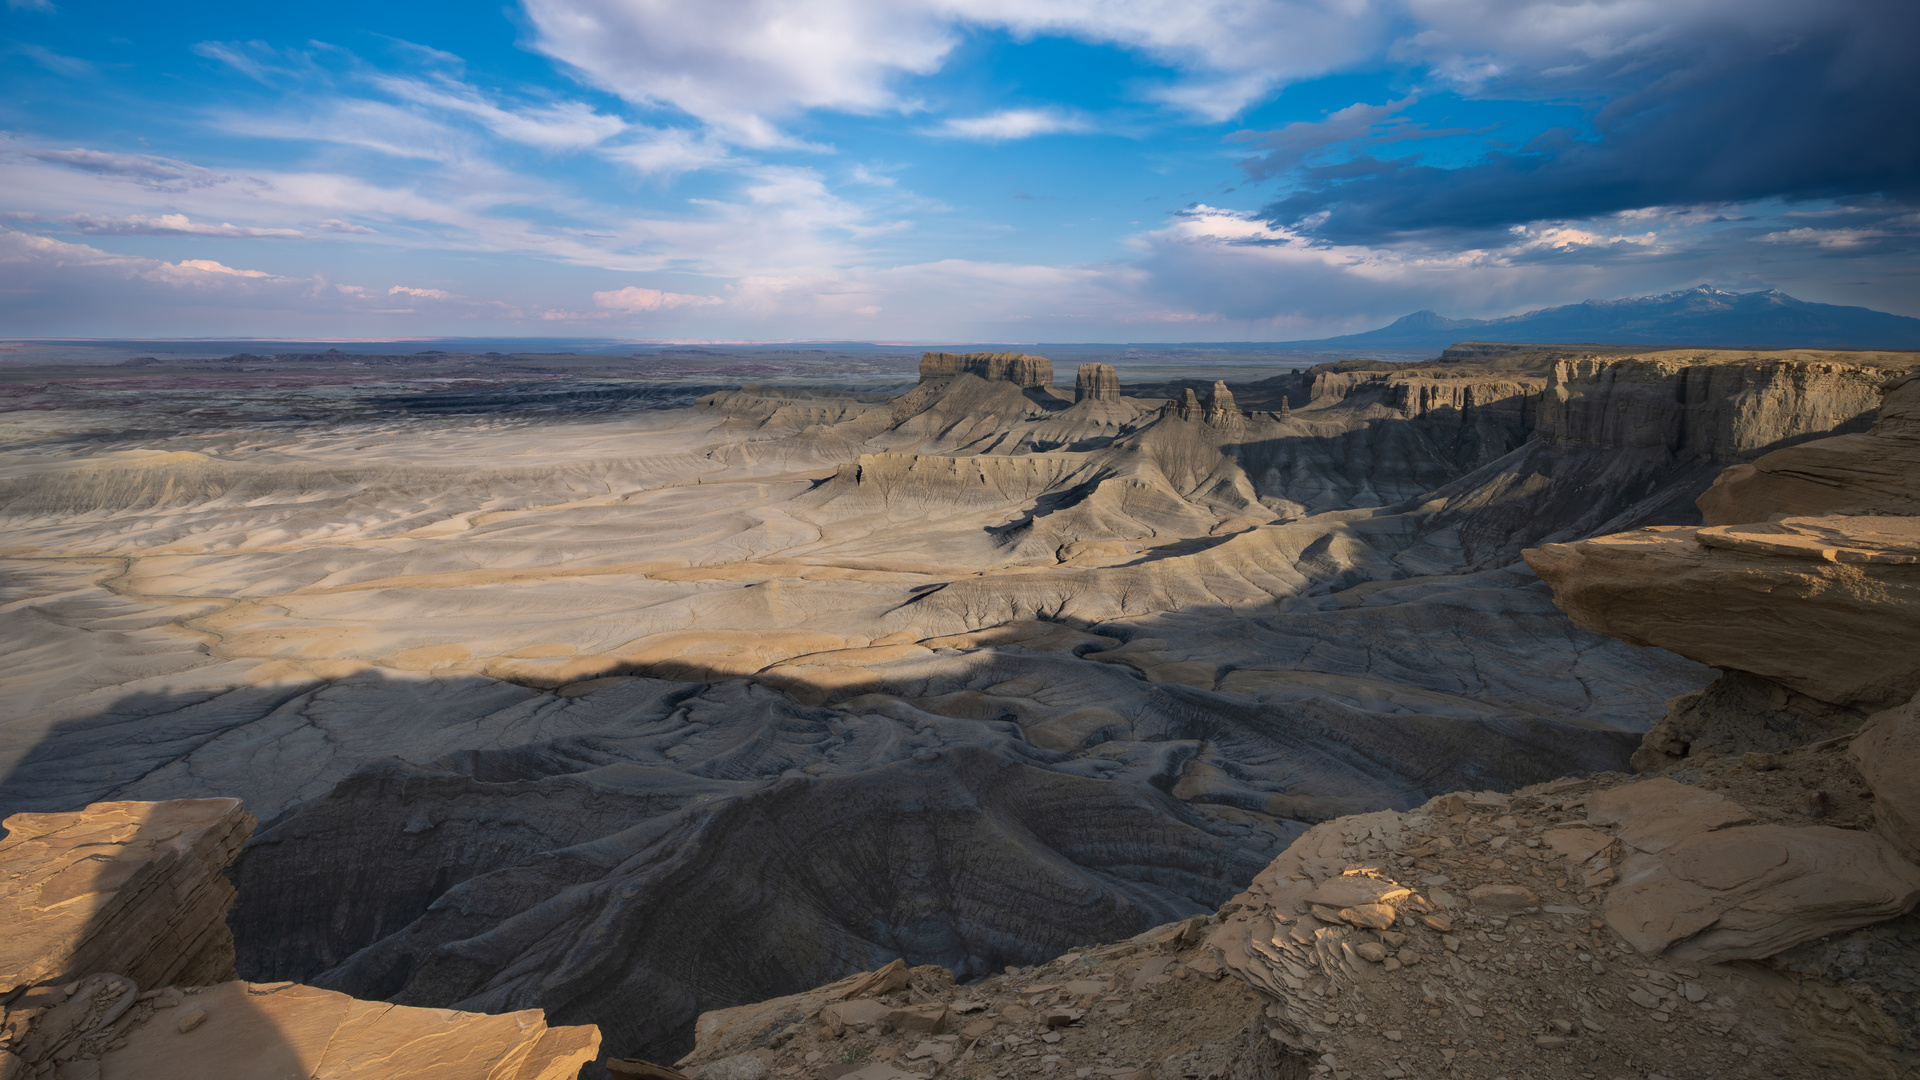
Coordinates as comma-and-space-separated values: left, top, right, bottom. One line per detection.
0, 345, 1912, 1062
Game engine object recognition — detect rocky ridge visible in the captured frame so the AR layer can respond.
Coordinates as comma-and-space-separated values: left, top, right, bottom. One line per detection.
671, 742, 1920, 1080
665, 359, 1920, 1080
0, 798, 599, 1080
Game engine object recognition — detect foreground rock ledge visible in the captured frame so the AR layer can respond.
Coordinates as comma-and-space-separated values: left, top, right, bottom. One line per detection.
1523, 516, 1920, 711
675, 740, 1920, 1080
0, 799, 599, 1080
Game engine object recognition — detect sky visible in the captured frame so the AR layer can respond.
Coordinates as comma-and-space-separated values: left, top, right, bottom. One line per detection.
1, 0, 1915, 342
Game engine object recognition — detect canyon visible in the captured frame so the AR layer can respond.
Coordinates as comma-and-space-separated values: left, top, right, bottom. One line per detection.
1, 343, 1915, 1075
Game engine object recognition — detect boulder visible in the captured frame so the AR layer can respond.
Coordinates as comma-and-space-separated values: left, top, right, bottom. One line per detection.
1585, 779, 1920, 963
1338, 903, 1397, 929
1466, 885, 1539, 914
1849, 690, 1920, 861
1303, 874, 1412, 910
1525, 517, 1920, 711
821, 999, 891, 1029
885, 1004, 948, 1034
1586, 778, 1752, 854
1541, 827, 1615, 864
1607, 824, 1920, 962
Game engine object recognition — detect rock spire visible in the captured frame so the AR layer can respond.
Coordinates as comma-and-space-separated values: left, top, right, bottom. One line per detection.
1074, 363, 1119, 403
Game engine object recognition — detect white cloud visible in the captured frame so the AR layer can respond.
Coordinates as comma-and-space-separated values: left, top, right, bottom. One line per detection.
24, 148, 229, 191
592, 285, 725, 311
213, 99, 467, 162
601, 128, 740, 175
315, 219, 377, 234
191, 40, 309, 83
155, 258, 283, 282
522, 0, 1392, 142
1758, 226, 1888, 249
18, 44, 94, 77
0, 228, 293, 290
64, 213, 305, 238
523, 0, 956, 145
931, 108, 1088, 140
389, 285, 456, 299
372, 75, 627, 149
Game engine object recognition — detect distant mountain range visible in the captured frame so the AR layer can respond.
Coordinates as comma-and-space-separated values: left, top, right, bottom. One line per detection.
1280, 286, 1920, 351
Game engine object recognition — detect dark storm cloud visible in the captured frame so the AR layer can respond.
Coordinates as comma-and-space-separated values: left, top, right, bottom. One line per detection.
1252, 0, 1920, 245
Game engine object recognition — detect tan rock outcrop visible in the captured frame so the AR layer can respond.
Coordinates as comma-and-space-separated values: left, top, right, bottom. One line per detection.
1589, 779, 1920, 962
1537, 353, 1897, 460
1699, 372, 1920, 523
1850, 690, 1920, 861
918, 352, 1053, 388
1073, 363, 1119, 403
1169, 381, 1240, 424
1524, 518, 1920, 710
11, 979, 598, 1080
0, 799, 253, 995
674, 753, 1920, 1080
0, 800, 600, 1079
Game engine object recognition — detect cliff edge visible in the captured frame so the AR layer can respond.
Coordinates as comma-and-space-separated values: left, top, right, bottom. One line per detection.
0, 799, 600, 1080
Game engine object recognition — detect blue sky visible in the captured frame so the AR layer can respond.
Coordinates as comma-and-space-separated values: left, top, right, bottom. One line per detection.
1, 0, 1914, 341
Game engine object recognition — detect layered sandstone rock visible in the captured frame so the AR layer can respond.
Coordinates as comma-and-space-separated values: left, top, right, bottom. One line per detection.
0, 800, 600, 1080
1524, 368, 1920, 714
1535, 353, 1897, 460
1170, 381, 1240, 424
1527, 369, 1920, 775
1851, 691, 1920, 861
1586, 778, 1920, 962
1073, 363, 1119, 403
0, 799, 253, 995
919, 352, 1054, 388
4, 979, 598, 1080
1524, 518, 1920, 711
1698, 371, 1920, 523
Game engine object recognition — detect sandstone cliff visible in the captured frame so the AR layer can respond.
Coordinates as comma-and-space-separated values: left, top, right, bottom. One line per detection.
920, 353, 1054, 389
0, 798, 599, 1079
1698, 371, 1920, 523
1527, 370, 1920, 723
1074, 364, 1119, 404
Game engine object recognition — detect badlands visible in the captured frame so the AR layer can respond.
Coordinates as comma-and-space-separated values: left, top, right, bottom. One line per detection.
3, 343, 1919, 1077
